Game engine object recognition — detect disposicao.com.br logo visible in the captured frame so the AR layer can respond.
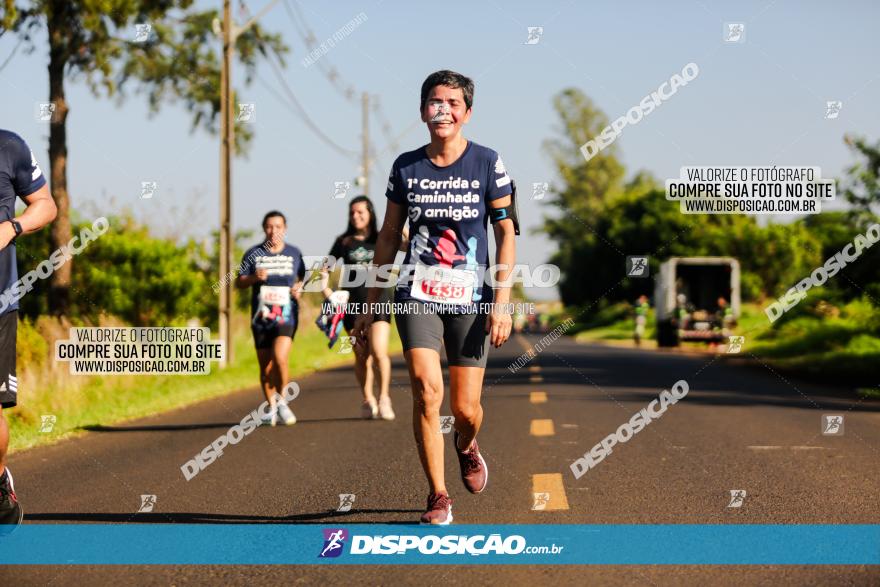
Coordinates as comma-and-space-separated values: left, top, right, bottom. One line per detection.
319, 528, 349, 558
318, 529, 564, 558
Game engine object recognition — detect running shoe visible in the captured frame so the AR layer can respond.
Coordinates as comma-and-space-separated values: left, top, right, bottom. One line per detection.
0, 468, 23, 533
420, 491, 453, 525
378, 396, 395, 421
260, 408, 278, 427
361, 399, 378, 420
277, 402, 297, 426
454, 431, 488, 494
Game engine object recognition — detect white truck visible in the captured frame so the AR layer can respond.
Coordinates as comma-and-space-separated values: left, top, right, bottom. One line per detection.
653, 257, 741, 347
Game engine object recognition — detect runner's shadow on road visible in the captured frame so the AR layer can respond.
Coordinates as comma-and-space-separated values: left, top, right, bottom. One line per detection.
82, 418, 371, 433
81, 423, 242, 433
26, 510, 423, 524
294, 417, 370, 424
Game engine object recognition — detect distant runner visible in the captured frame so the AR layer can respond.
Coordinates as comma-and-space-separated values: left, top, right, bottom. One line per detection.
634, 295, 649, 346
236, 211, 305, 426
0, 130, 58, 531
323, 196, 396, 420
353, 70, 518, 525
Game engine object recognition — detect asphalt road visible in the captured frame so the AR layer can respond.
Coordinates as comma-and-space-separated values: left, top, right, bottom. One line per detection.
3, 334, 879, 585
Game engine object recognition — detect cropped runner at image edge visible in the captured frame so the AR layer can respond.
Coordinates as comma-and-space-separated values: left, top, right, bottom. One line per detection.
0, 129, 58, 531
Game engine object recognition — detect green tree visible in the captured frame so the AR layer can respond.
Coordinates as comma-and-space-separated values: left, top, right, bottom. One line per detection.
1, 1, 287, 315
541, 88, 627, 217
540, 87, 826, 311
842, 135, 880, 214
816, 137, 880, 303
801, 212, 880, 304
76, 216, 215, 326
540, 88, 629, 306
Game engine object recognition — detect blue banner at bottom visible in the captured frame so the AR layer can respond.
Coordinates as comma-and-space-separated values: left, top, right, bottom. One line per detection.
1, 524, 878, 565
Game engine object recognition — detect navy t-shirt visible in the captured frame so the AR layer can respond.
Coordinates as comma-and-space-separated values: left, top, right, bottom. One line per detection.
239, 242, 305, 328
385, 141, 512, 306
0, 130, 47, 316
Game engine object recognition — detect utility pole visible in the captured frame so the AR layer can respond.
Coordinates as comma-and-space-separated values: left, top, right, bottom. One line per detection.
218, 0, 279, 369
362, 92, 369, 197
219, 0, 233, 368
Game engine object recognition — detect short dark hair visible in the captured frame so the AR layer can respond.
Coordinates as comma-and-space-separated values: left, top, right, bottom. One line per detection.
420, 70, 474, 112
262, 210, 286, 227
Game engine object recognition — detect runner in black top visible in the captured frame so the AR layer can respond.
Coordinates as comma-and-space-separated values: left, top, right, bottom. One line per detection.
322, 196, 396, 420
0, 130, 58, 531
236, 210, 305, 426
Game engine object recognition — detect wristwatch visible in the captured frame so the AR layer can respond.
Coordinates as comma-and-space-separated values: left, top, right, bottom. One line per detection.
7, 219, 22, 240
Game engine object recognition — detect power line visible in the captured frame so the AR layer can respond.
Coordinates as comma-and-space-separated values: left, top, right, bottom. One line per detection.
260, 52, 359, 157
0, 35, 23, 74
250, 1, 423, 168
283, 0, 358, 104
239, 0, 358, 156
283, 0, 420, 161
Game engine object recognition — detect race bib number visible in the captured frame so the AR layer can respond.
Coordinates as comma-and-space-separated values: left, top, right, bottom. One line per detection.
410, 262, 475, 305
259, 286, 291, 306
256, 286, 292, 326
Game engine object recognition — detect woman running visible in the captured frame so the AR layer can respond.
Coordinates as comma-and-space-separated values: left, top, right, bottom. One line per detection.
236, 210, 305, 426
353, 70, 517, 525
322, 196, 396, 420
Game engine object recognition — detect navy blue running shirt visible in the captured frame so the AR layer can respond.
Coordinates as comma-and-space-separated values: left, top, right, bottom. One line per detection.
240, 243, 305, 328
386, 141, 512, 306
0, 130, 47, 315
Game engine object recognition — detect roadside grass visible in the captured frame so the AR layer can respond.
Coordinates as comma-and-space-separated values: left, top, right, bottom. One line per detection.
8, 311, 402, 453
575, 314, 656, 343
745, 298, 880, 383
858, 387, 880, 399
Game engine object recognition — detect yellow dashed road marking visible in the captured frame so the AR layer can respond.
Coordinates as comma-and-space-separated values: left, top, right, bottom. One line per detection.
530, 419, 555, 436
530, 391, 547, 404
529, 374, 544, 383
531, 473, 569, 510
528, 365, 541, 373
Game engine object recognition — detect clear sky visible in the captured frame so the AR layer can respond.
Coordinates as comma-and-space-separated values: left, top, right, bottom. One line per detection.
3, 0, 879, 300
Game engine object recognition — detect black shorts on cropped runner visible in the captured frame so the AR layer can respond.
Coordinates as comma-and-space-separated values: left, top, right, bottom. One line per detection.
0, 311, 18, 408
343, 305, 390, 333
251, 320, 297, 349
395, 302, 488, 368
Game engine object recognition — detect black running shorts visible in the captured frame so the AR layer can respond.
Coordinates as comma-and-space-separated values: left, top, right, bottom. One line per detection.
343, 306, 390, 333
251, 320, 297, 350
0, 310, 18, 408
394, 302, 488, 368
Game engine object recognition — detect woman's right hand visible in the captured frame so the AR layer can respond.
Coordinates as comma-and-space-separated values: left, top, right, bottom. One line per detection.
351, 312, 375, 348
